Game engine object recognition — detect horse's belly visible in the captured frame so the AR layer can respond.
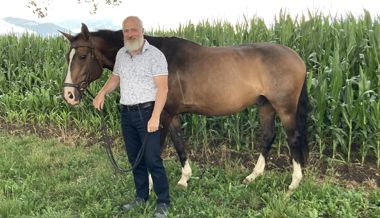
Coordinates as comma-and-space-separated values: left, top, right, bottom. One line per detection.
188, 88, 260, 116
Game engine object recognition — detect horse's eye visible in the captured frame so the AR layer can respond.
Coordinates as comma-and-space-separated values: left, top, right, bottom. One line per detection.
79, 55, 87, 60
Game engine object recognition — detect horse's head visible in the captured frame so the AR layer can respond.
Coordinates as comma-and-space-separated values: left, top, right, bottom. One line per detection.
60, 23, 103, 105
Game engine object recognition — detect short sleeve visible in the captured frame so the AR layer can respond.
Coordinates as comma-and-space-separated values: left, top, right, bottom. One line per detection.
151, 50, 168, 76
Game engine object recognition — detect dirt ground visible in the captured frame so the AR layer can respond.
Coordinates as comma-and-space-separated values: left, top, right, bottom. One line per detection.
1, 120, 379, 190
185, 146, 379, 190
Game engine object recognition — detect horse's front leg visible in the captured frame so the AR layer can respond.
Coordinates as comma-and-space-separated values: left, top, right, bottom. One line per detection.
169, 115, 192, 188
243, 102, 276, 184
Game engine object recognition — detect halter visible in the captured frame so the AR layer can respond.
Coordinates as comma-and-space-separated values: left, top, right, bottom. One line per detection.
63, 45, 102, 95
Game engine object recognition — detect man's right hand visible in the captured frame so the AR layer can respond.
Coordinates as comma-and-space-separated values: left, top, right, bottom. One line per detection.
92, 74, 120, 111
93, 92, 105, 111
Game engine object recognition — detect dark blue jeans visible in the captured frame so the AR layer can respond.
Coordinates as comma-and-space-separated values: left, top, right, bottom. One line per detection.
120, 105, 170, 205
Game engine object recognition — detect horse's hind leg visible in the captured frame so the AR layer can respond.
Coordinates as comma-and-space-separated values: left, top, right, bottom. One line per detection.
243, 101, 276, 184
169, 115, 192, 188
277, 110, 303, 190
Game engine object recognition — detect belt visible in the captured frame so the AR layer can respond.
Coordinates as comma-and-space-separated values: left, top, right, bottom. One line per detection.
122, 101, 155, 111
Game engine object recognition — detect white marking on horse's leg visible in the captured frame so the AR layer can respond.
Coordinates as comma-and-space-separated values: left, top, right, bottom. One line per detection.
243, 154, 265, 184
148, 173, 153, 193
63, 49, 79, 105
288, 159, 303, 190
177, 160, 191, 188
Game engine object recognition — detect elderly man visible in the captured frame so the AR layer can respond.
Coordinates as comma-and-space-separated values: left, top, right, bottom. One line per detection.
93, 16, 170, 218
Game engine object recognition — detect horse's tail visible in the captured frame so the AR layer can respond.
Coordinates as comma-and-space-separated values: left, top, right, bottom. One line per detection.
296, 76, 309, 166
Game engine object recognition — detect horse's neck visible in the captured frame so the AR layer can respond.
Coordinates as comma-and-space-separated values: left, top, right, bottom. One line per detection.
101, 49, 119, 70
145, 35, 165, 49
95, 33, 200, 71
144, 35, 201, 64
145, 35, 200, 50
92, 30, 123, 70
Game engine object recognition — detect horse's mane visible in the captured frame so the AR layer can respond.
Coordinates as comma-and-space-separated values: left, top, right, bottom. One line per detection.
90, 29, 124, 48
89, 28, 200, 50
147, 35, 199, 46
144, 35, 201, 59
78, 28, 201, 64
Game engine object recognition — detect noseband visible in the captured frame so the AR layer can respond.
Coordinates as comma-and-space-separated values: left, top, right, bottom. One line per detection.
63, 45, 102, 95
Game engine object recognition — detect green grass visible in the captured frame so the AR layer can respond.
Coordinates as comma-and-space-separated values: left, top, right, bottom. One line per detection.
1, 132, 379, 218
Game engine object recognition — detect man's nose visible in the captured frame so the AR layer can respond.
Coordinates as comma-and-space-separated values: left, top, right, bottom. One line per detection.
125, 33, 134, 38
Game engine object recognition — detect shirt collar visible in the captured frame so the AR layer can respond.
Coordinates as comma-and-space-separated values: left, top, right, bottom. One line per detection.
141, 39, 150, 53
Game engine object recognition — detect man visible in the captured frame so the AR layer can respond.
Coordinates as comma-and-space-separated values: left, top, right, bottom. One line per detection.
93, 16, 170, 218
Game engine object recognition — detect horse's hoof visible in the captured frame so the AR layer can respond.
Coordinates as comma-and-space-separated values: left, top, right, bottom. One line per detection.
243, 173, 258, 184
288, 183, 299, 191
242, 178, 252, 184
176, 181, 188, 188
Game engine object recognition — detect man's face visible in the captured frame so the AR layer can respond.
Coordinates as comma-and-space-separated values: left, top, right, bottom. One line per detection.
123, 19, 144, 52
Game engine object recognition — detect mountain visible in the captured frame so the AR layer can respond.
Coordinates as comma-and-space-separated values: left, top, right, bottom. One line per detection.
57, 19, 120, 33
2, 17, 68, 36
0, 19, 35, 35
1, 17, 120, 36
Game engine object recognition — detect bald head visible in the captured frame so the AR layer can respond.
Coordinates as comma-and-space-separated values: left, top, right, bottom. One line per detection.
123, 16, 144, 29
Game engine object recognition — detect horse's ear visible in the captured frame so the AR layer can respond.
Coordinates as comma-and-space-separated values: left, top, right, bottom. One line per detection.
59, 31, 74, 42
81, 23, 90, 40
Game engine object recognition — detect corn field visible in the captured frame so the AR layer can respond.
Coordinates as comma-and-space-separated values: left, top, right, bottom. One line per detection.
0, 11, 379, 166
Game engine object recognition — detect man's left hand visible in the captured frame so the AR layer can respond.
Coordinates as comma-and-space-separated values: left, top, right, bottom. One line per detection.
147, 117, 160, 132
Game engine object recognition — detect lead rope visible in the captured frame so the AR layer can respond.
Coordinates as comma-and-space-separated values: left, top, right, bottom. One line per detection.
85, 89, 148, 173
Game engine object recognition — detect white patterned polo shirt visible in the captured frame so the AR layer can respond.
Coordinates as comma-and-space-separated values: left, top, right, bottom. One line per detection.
113, 40, 168, 105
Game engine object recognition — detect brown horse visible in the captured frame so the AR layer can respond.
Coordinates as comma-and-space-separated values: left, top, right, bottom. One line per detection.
61, 23, 308, 190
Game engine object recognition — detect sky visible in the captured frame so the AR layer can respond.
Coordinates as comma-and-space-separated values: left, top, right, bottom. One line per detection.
0, 0, 379, 31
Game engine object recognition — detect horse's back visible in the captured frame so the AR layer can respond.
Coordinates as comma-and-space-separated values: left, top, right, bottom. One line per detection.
241, 43, 305, 74
196, 42, 306, 84
166, 42, 306, 115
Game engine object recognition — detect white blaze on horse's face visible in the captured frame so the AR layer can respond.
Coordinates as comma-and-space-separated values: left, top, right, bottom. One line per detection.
63, 49, 80, 105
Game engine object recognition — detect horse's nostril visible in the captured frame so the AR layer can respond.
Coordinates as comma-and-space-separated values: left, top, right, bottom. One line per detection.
68, 92, 74, 99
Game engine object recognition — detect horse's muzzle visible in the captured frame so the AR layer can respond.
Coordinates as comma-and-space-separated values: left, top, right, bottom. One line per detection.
63, 87, 82, 105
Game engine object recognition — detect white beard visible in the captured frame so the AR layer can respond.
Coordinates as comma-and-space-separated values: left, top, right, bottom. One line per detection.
124, 37, 144, 52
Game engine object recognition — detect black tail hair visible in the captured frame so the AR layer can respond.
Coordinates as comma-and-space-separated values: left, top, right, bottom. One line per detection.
296, 76, 309, 166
